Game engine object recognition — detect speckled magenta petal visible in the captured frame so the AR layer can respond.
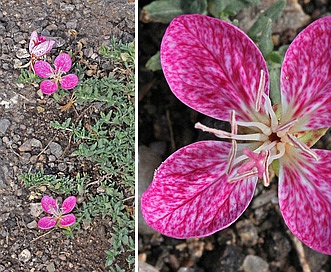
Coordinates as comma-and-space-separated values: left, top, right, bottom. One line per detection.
54, 53, 72, 72
281, 16, 331, 130
38, 216, 57, 229
141, 141, 258, 238
41, 196, 58, 214
279, 149, 331, 255
61, 196, 76, 214
59, 214, 76, 227
40, 80, 58, 95
34, 60, 54, 78
60, 74, 79, 90
161, 14, 269, 122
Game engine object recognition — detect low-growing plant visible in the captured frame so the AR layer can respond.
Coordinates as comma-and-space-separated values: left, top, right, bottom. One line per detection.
20, 37, 135, 271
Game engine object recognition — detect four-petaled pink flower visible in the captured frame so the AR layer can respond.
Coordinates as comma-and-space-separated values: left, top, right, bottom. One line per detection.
141, 14, 331, 255
38, 195, 76, 229
34, 53, 79, 94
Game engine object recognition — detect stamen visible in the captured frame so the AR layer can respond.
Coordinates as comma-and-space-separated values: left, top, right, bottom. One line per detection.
269, 142, 286, 162
262, 93, 278, 130
226, 140, 237, 174
236, 120, 271, 135
262, 150, 271, 187
287, 134, 320, 160
276, 119, 298, 134
228, 169, 259, 182
230, 110, 237, 134
226, 110, 238, 174
195, 122, 268, 141
255, 70, 266, 112
195, 122, 232, 137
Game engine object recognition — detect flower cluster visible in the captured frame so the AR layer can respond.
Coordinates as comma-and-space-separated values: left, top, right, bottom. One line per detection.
23, 31, 78, 94
141, 15, 331, 255
38, 195, 76, 229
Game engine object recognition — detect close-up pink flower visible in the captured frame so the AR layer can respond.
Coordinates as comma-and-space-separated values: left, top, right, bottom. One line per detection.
141, 14, 331, 255
34, 53, 79, 94
38, 195, 76, 229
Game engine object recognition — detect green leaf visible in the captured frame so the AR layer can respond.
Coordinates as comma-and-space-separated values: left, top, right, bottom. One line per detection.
261, 0, 286, 21
181, 0, 208, 14
268, 67, 281, 105
146, 51, 162, 71
209, 0, 260, 19
141, 0, 207, 24
248, 0, 286, 56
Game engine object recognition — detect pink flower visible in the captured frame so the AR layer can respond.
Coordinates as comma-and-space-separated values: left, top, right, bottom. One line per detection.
29, 30, 55, 61
141, 15, 331, 255
38, 195, 76, 229
34, 53, 79, 94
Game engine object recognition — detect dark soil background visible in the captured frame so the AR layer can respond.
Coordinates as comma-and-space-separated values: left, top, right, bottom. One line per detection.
138, 0, 331, 271
0, 0, 134, 271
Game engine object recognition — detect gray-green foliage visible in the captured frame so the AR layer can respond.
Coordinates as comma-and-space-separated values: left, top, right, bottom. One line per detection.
21, 39, 135, 271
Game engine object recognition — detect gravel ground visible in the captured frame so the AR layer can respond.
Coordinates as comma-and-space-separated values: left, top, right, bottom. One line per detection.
138, 0, 331, 271
0, 0, 134, 271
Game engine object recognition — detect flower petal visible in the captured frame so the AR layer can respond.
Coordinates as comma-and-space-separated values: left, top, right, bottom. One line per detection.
141, 141, 257, 238
41, 195, 58, 214
54, 53, 72, 72
279, 149, 331, 255
281, 16, 331, 130
31, 40, 56, 57
60, 74, 78, 90
38, 216, 57, 229
61, 196, 76, 214
59, 214, 76, 227
34, 61, 54, 78
40, 80, 58, 95
29, 30, 38, 53
161, 14, 269, 122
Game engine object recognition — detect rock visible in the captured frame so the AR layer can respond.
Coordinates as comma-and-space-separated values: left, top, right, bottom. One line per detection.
66, 20, 77, 29
48, 142, 63, 158
20, 152, 31, 165
138, 145, 162, 235
242, 255, 269, 272
46, 262, 56, 272
27, 220, 38, 229
251, 189, 277, 209
305, 246, 329, 272
18, 138, 42, 152
0, 118, 10, 136
269, 231, 291, 267
138, 260, 159, 272
18, 249, 31, 262
30, 203, 44, 217
201, 245, 244, 272
15, 48, 30, 59
236, 219, 259, 247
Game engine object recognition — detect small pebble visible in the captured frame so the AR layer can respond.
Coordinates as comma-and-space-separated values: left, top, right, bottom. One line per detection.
27, 220, 38, 229
236, 219, 259, 247
0, 119, 11, 136
242, 255, 269, 272
30, 203, 43, 217
18, 249, 31, 262
48, 142, 63, 158
46, 262, 56, 272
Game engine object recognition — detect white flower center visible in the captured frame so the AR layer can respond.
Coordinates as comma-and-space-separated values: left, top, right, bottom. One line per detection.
195, 70, 319, 186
